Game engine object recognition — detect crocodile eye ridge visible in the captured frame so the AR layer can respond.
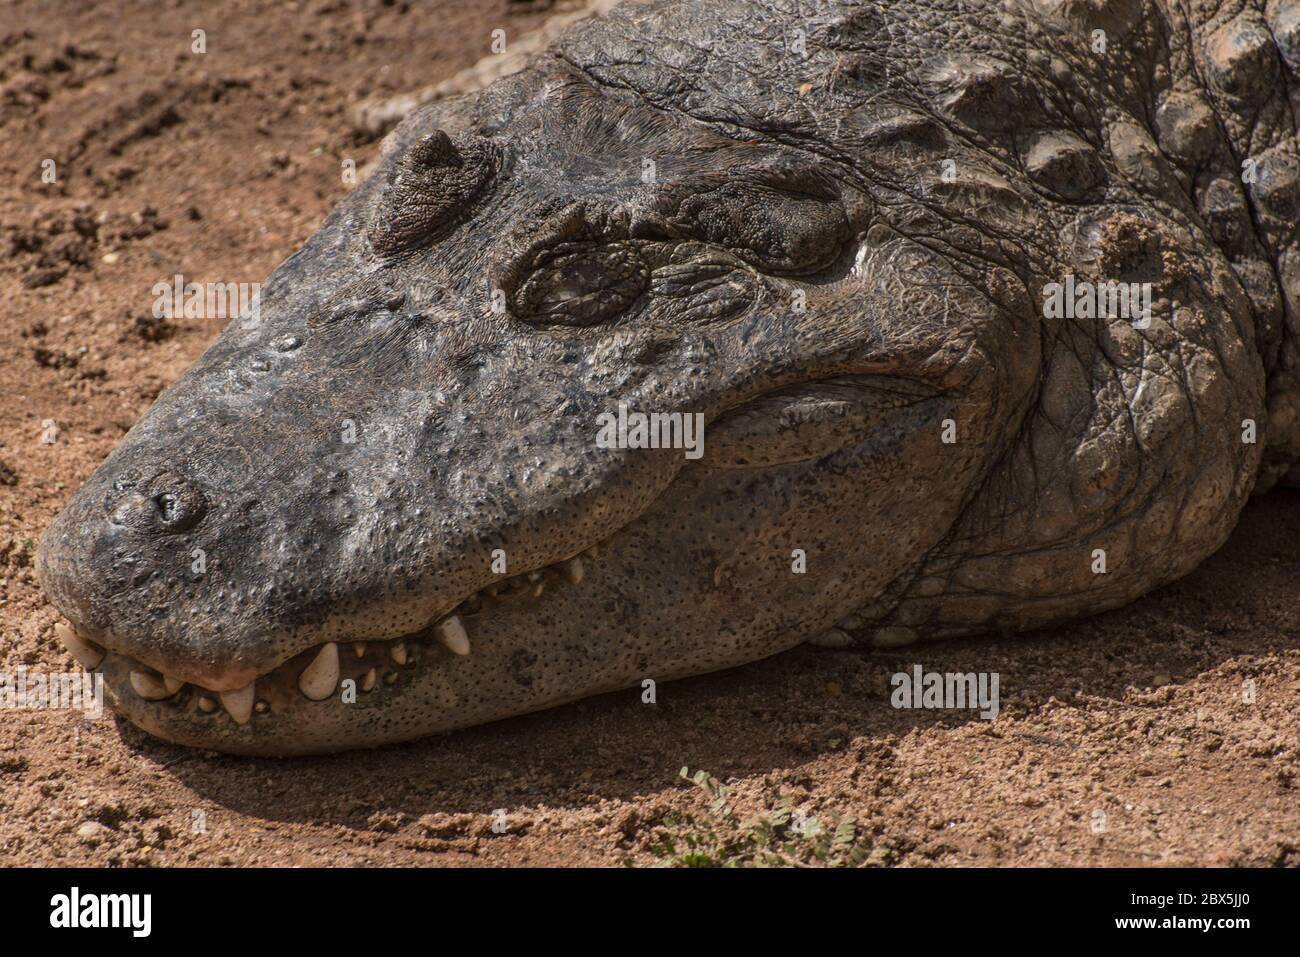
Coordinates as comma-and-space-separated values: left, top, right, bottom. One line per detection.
367, 129, 501, 255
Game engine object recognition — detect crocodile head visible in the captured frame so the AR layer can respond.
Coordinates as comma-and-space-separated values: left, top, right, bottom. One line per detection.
37, 0, 1282, 754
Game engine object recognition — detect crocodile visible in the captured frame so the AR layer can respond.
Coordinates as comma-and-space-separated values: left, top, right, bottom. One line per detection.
35, 0, 1300, 755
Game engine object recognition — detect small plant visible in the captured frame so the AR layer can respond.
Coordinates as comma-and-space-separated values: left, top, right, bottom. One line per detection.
646, 767, 872, 867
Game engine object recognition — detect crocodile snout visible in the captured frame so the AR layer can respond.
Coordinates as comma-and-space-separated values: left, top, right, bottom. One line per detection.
36, 471, 262, 693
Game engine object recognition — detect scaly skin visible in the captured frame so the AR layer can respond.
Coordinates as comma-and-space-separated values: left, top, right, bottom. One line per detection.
36, 0, 1300, 754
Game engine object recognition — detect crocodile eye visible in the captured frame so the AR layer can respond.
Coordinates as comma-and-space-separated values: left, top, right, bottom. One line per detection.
368, 130, 500, 255
513, 241, 649, 326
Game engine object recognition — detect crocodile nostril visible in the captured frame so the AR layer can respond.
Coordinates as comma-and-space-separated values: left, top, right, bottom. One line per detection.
154, 492, 180, 522
107, 473, 207, 534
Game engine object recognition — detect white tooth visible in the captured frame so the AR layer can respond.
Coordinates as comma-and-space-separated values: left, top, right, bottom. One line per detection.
163, 675, 185, 694
563, 556, 584, 585
197, 695, 218, 713
437, 615, 470, 656
55, 623, 104, 670
807, 628, 854, 649
390, 641, 407, 666
298, 642, 340, 701
384, 671, 398, 685
130, 670, 172, 700
361, 668, 376, 692
254, 700, 269, 714
531, 582, 545, 598
527, 570, 543, 583
220, 683, 255, 724
354, 642, 367, 658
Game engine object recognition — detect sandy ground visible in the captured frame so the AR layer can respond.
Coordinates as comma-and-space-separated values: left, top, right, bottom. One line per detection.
0, 0, 1296, 867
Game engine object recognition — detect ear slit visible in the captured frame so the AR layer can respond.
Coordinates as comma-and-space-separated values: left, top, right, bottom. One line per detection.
703, 375, 939, 469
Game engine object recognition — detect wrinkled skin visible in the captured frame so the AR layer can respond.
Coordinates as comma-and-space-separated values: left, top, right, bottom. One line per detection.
36, 0, 1300, 754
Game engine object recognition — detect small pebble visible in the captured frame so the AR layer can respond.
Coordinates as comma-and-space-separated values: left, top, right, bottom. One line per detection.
76, 821, 109, 845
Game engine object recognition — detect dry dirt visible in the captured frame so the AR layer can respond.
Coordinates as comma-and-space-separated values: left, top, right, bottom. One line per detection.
0, 0, 1296, 868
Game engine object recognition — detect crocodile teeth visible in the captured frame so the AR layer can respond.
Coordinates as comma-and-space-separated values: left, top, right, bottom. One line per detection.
298, 642, 340, 701
807, 628, 854, 649
563, 556, 584, 584
220, 683, 255, 724
130, 670, 172, 700
437, 615, 470, 656
55, 623, 104, 670
531, 581, 545, 598
197, 695, 217, 713
163, 675, 185, 694
361, 668, 377, 692
390, 641, 407, 666
353, 642, 367, 658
